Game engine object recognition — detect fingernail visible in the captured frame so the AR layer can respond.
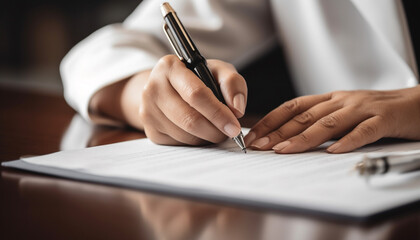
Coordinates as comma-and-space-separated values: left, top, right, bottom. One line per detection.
233, 93, 245, 115
250, 137, 269, 149
327, 143, 341, 153
273, 141, 291, 152
244, 131, 256, 146
224, 123, 241, 138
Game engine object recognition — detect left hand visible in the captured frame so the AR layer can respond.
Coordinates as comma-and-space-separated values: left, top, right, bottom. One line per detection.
244, 86, 420, 153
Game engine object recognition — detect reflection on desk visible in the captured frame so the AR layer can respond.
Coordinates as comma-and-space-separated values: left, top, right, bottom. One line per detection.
60, 114, 146, 151
4, 170, 419, 240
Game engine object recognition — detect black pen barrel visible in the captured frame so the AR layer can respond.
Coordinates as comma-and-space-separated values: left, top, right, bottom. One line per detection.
164, 13, 196, 61
164, 13, 226, 105
194, 62, 226, 104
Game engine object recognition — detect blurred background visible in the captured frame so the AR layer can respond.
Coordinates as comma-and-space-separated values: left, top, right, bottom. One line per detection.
0, 0, 142, 94
0, 0, 297, 114
1, 1, 418, 115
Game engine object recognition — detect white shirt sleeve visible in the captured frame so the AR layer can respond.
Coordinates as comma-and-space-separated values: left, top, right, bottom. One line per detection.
271, 0, 418, 96
60, 0, 275, 122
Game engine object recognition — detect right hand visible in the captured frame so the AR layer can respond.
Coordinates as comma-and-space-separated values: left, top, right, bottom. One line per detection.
138, 55, 247, 145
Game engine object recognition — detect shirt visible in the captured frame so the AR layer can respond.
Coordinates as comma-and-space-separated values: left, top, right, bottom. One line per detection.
60, 0, 418, 121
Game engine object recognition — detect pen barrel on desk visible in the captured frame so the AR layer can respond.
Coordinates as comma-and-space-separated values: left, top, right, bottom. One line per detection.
386, 155, 420, 174
193, 62, 226, 104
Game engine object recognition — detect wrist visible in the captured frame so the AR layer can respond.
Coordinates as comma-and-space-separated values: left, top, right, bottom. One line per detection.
89, 70, 151, 130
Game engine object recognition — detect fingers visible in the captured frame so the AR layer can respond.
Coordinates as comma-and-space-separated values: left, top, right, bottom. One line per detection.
149, 116, 210, 146
245, 88, 420, 154
167, 58, 241, 138
249, 100, 341, 150
272, 107, 370, 153
140, 55, 244, 146
140, 104, 182, 146
154, 77, 227, 143
326, 116, 386, 153
208, 60, 247, 118
244, 93, 332, 146
140, 97, 209, 145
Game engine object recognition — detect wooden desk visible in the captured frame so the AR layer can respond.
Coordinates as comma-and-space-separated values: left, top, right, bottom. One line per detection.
1, 87, 420, 240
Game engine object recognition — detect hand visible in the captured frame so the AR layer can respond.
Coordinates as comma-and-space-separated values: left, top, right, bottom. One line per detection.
244, 86, 420, 153
138, 55, 247, 145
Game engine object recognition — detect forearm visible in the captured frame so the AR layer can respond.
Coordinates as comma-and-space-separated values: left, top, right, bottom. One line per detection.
89, 70, 151, 130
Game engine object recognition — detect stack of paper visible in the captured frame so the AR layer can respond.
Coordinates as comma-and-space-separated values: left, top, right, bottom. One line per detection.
4, 136, 420, 219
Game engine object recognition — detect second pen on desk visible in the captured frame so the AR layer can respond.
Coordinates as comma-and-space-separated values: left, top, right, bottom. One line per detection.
355, 152, 420, 179
160, 2, 246, 153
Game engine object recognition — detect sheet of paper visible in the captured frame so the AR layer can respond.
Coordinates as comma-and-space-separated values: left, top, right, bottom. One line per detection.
19, 136, 420, 217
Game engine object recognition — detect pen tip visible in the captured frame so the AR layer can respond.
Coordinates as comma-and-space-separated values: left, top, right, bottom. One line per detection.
243, 148, 247, 154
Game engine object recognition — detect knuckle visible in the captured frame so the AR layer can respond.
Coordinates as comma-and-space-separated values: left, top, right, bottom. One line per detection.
319, 114, 341, 129
222, 61, 235, 69
342, 133, 358, 147
356, 123, 378, 138
283, 98, 301, 114
140, 94, 156, 114
158, 55, 177, 67
259, 117, 276, 131
143, 75, 163, 97
142, 83, 156, 99
180, 112, 201, 132
271, 129, 287, 141
185, 86, 207, 103
138, 106, 147, 120
331, 90, 348, 98
224, 72, 242, 85
378, 107, 391, 117
298, 133, 310, 143
209, 106, 225, 122
325, 91, 333, 100
378, 109, 395, 124
140, 88, 150, 103
330, 91, 349, 104
377, 115, 390, 126
293, 111, 315, 125
139, 105, 152, 124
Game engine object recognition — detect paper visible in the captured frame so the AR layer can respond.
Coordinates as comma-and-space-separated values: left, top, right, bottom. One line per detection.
9, 135, 420, 218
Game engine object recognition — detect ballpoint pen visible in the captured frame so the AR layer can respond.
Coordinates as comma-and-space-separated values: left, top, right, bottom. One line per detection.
160, 2, 246, 153
355, 152, 420, 179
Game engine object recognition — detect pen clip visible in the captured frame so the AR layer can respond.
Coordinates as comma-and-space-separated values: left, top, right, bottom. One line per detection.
163, 24, 184, 61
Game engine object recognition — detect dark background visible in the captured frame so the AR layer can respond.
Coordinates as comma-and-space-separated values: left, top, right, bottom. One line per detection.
2, 0, 418, 115
0, 0, 298, 116
0, 0, 140, 93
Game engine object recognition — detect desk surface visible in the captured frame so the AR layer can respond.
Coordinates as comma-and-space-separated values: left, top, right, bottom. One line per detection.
1, 87, 420, 240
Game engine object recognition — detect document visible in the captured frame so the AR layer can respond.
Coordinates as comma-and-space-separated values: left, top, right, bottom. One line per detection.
4, 135, 420, 219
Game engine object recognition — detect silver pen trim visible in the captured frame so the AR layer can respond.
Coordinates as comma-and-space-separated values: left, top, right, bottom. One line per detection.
233, 131, 247, 153
163, 24, 184, 61
355, 152, 420, 178
161, 2, 195, 52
